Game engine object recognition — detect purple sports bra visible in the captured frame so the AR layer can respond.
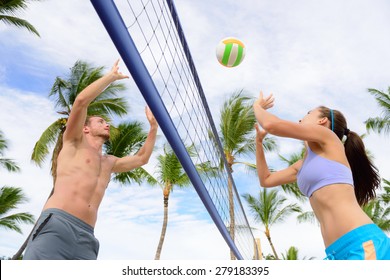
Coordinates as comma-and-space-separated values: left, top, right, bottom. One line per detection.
297, 146, 354, 197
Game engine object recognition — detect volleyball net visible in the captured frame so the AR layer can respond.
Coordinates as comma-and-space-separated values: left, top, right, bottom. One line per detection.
91, 0, 258, 260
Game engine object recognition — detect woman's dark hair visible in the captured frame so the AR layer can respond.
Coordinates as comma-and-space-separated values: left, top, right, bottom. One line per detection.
318, 106, 381, 205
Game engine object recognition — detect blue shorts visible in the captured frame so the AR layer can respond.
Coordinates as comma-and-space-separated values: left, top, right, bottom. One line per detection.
23, 208, 99, 260
324, 223, 390, 260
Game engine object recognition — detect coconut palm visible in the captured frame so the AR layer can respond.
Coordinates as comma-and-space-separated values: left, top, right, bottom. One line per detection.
242, 189, 302, 260
0, 130, 20, 173
379, 178, 390, 204
281, 246, 315, 260
0, 186, 35, 234
218, 90, 278, 259
0, 0, 43, 36
12, 61, 130, 260
0, 131, 35, 236
365, 87, 390, 135
278, 146, 306, 201
148, 144, 192, 260
105, 120, 154, 185
362, 179, 390, 233
145, 144, 214, 260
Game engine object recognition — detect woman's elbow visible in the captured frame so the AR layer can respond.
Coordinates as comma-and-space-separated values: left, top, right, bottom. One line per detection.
258, 177, 273, 188
262, 122, 277, 135
260, 181, 272, 188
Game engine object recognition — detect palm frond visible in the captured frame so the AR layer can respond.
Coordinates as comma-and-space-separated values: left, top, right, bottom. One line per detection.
31, 119, 64, 166
0, 158, 20, 172
365, 117, 390, 135
220, 90, 256, 153
365, 88, 390, 135
0, 15, 39, 36
88, 97, 129, 118
297, 211, 317, 224
281, 182, 306, 201
112, 167, 158, 186
0, 186, 27, 214
107, 121, 146, 157
49, 77, 72, 112
0, 130, 8, 155
0, 212, 35, 234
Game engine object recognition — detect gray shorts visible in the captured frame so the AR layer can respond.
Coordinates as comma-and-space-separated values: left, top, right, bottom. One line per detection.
23, 208, 99, 260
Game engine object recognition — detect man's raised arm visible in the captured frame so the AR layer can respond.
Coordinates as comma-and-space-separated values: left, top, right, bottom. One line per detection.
63, 60, 129, 143
112, 107, 158, 173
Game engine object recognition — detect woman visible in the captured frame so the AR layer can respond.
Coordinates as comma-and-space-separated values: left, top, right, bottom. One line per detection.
253, 91, 390, 260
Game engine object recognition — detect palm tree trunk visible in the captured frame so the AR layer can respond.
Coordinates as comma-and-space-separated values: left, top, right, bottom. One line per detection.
155, 189, 170, 260
265, 228, 279, 260
228, 175, 235, 260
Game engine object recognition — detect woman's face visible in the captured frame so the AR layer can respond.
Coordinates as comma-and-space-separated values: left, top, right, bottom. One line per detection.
299, 108, 323, 125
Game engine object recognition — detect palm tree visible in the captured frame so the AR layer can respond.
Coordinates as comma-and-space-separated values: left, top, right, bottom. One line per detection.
0, 130, 20, 173
278, 146, 306, 201
12, 61, 130, 260
152, 144, 196, 260
145, 144, 212, 260
0, 186, 35, 234
0, 0, 43, 37
0, 130, 35, 237
379, 178, 390, 204
281, 246, 315, 260
104, 120, 152, 185
365, 87, 390, 135
242, 189, 302, 260
218, 90, 278, 259
362, 179, 390, 233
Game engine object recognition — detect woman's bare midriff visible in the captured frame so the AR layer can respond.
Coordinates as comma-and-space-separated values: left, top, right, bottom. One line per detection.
309, 184, 373, 247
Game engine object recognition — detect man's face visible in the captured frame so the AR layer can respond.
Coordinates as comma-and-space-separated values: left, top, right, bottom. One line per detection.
86, 116, 110, 140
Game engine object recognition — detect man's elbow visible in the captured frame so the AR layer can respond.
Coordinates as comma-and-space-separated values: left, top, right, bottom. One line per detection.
73, 96, 89, 108
138, 155, 150, 166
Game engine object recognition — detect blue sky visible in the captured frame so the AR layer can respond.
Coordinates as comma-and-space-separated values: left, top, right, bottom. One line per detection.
1, 0, 390, 260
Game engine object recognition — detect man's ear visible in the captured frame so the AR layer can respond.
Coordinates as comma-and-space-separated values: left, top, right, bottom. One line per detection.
83, 126, 89, 133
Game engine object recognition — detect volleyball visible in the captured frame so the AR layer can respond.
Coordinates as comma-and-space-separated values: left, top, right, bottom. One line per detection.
216, 37, 246, 67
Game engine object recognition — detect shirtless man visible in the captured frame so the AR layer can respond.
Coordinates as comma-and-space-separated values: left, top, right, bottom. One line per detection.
23, 60, 158, 259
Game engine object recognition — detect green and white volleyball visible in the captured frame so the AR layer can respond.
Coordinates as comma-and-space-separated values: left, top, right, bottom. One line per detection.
216, 37, 246, 67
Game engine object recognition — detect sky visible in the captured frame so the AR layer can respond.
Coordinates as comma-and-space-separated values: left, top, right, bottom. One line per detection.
0, 0, 390, 261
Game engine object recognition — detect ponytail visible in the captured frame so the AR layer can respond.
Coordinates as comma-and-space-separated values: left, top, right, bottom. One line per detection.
344, 130, 381, 206
318, 106, 381, 206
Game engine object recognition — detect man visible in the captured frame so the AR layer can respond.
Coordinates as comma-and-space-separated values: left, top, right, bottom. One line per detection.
23, 60, 158, 259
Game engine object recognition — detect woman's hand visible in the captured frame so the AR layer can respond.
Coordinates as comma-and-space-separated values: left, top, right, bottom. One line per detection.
255, 123, 268, 144
253, 90, 274, 110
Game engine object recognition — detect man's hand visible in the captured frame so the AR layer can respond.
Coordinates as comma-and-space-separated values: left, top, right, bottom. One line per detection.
145, 106, 158, 129
110, 59, 129, 81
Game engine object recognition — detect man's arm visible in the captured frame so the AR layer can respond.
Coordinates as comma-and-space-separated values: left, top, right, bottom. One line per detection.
63, 60, 129, 143
112, 107, 158, 173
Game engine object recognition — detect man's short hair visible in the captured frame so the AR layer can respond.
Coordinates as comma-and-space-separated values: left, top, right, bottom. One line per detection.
84, 115, 107, 126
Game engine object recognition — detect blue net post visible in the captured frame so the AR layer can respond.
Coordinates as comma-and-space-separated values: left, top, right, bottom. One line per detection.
90, 0, 243, 260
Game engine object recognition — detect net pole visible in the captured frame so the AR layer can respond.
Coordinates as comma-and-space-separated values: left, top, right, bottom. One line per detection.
90, 0, 243, 260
